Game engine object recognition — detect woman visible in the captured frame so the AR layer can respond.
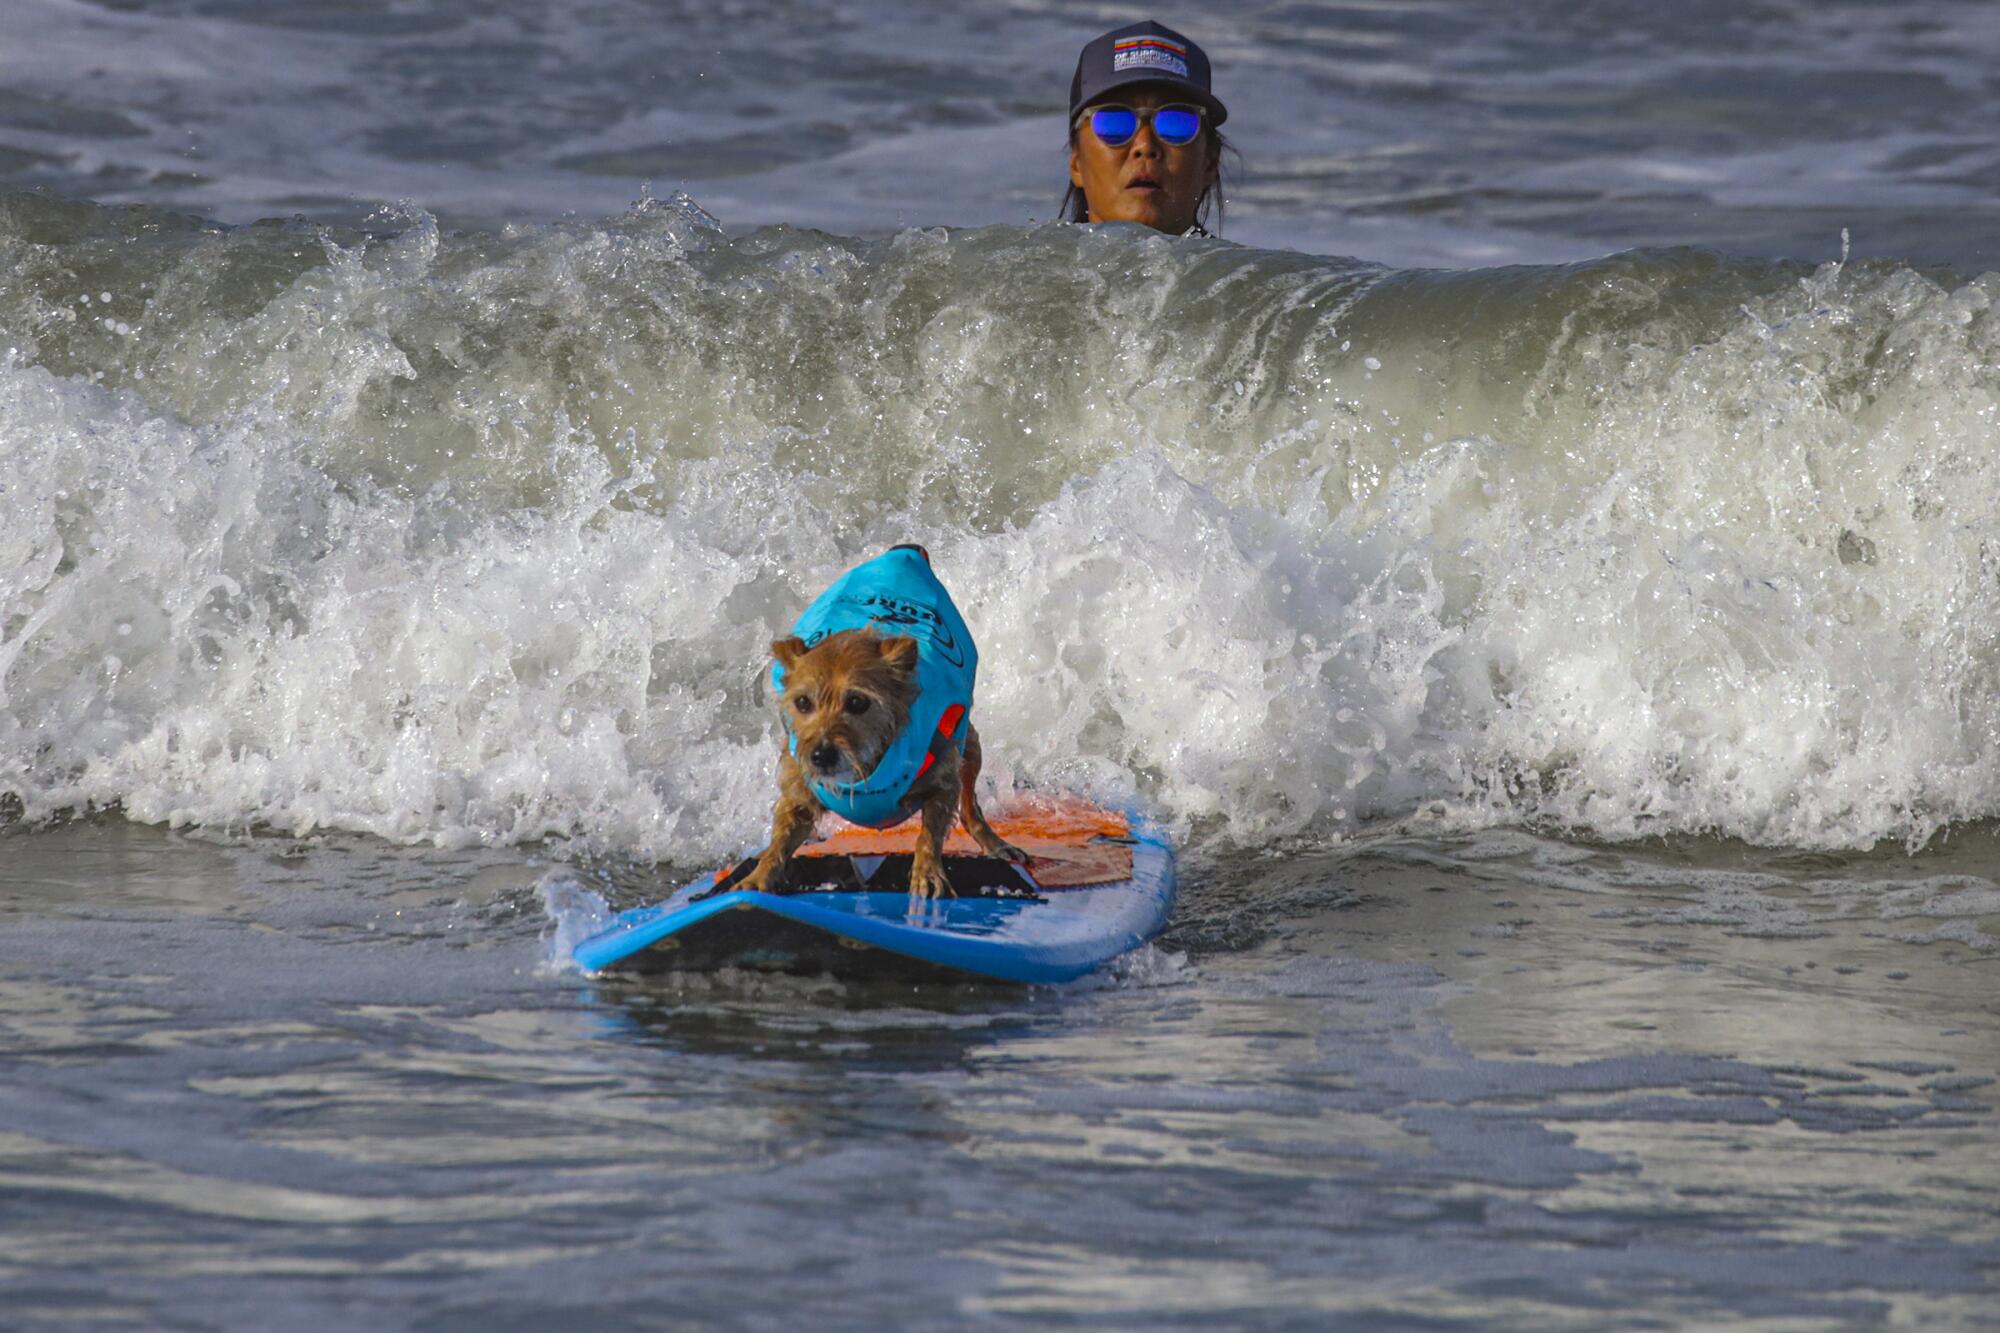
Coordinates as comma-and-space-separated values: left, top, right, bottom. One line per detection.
1062, 20, 1229, 236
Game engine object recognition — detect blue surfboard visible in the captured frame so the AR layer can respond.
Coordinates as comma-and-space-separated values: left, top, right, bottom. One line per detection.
571, 800, 1174, 984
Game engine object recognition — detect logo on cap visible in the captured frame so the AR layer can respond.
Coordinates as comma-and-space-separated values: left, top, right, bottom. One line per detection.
1112, 35, 1188, 78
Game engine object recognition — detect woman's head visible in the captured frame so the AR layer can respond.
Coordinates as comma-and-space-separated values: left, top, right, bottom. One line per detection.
1062, 21, 1229, 235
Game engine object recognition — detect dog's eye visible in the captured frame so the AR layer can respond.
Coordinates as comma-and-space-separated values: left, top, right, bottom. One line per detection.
792, 695, 814, 714
844, 694, 871, 715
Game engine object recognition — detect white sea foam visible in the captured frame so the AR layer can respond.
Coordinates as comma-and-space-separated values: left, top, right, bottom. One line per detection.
3, 205, 1999, 858
537, 872, 615, 974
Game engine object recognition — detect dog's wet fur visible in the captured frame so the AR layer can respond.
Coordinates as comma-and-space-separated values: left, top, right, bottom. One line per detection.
734, 628, 1025, 900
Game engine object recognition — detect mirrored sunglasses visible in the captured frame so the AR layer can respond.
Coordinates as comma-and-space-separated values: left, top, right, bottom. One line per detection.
1084, 104, 1205, 147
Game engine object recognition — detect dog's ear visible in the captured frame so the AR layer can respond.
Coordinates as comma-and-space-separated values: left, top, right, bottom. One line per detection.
877, 636, 920, 674
771, 636, 808, 669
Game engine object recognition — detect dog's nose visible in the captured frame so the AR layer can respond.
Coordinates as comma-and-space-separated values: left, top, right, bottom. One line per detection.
810, 743, 840, 772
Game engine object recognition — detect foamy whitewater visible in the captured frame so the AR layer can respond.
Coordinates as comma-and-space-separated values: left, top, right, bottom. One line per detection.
4, 194, 1998, 859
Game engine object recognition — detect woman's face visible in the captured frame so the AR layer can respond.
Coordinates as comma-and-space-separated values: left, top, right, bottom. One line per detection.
1068, 86, 1213, 234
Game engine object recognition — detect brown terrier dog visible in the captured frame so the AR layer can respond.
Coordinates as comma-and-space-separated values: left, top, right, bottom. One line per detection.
736, 628, 1025, 900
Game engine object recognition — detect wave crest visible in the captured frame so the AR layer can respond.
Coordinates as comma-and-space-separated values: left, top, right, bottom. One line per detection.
3, 198, 1998, 853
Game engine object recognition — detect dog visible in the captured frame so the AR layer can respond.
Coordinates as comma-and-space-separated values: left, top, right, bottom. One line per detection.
733, 549, 1025, 900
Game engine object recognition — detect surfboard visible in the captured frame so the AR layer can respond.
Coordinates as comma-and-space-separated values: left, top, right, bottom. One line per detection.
570, 795, 1174, 984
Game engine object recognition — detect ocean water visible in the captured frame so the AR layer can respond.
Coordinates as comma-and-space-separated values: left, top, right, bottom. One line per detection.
3, 2, 1999, 1328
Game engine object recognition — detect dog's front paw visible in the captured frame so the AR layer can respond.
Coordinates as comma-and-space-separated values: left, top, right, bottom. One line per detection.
972, 832, 1030, 864
909, 859, 955, 901
725, 863, 788, 898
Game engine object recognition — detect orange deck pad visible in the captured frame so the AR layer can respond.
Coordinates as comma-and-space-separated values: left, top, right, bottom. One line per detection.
799, 794, 1134, 888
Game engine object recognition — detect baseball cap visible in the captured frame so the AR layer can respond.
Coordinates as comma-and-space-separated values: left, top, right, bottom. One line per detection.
1068, 20, 1227, 128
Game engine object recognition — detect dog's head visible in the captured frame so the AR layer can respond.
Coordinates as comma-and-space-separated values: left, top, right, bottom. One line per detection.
772, 629, 919, 784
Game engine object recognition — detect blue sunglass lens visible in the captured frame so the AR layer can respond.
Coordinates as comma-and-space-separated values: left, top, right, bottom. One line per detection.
1153, 107, 1202, 144
1090, 107, 1138, 144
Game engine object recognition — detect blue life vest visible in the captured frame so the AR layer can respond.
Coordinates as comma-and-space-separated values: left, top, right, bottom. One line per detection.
771, 546, 977, 828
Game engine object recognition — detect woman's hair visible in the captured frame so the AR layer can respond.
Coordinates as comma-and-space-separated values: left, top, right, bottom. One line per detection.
1060, 120, 1232, 235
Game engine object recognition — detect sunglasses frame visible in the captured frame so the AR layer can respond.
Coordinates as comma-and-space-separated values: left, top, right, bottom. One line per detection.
1080, 102, 1207, 148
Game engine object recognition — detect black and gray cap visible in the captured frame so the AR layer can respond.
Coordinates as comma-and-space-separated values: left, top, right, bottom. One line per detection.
1068, 20, 1227, 128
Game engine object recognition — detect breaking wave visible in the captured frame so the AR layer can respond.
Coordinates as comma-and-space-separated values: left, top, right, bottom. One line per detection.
3, 191, 1998, 856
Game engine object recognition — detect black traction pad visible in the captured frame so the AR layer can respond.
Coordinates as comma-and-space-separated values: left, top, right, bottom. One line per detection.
700, 852, 1043, 901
